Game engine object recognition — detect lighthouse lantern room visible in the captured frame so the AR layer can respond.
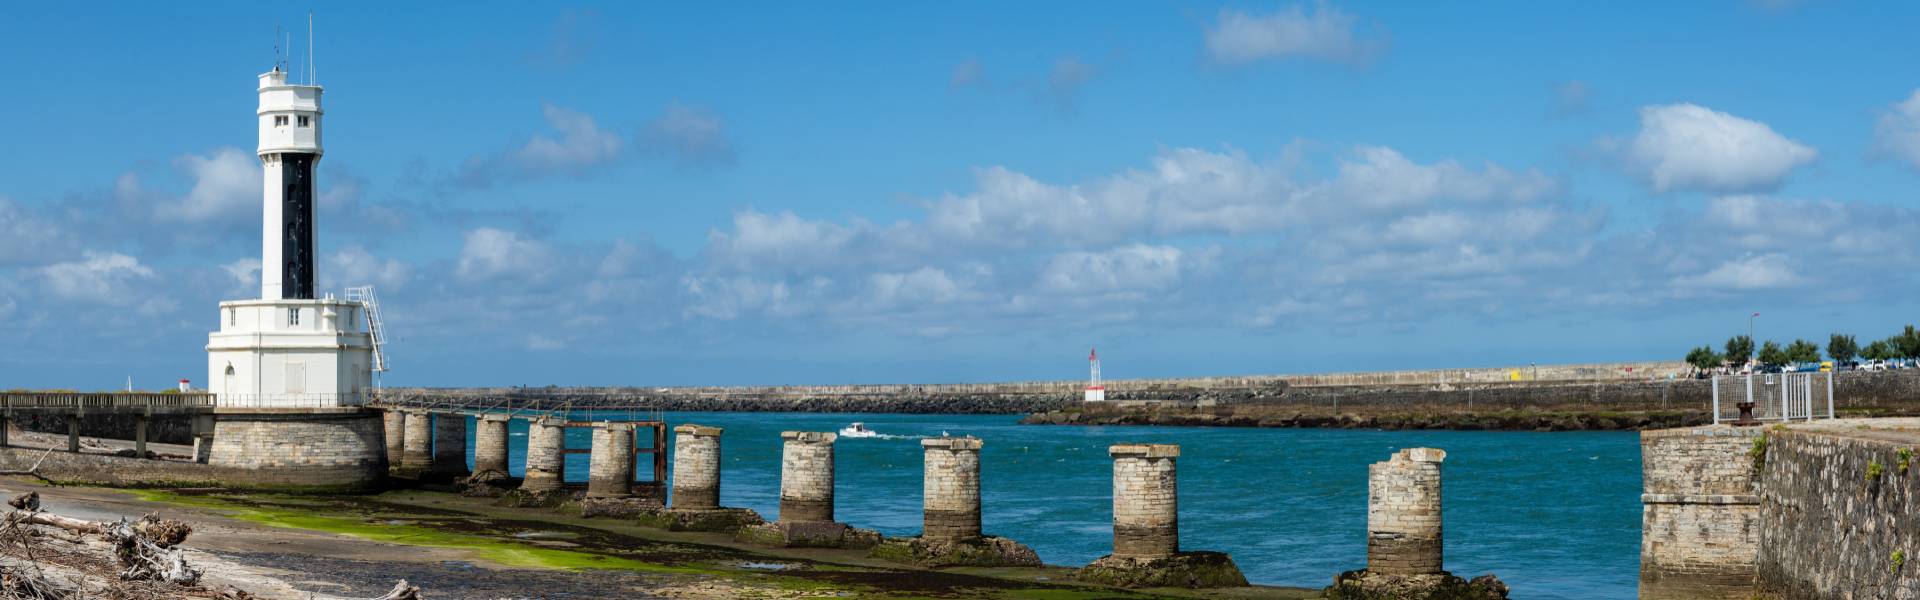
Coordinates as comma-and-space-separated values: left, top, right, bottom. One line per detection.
205, 63, 373, 408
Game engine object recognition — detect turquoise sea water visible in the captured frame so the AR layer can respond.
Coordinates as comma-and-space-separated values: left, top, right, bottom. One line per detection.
481, 412, 1641, 599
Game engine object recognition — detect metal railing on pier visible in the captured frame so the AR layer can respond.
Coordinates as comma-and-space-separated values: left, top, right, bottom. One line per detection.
1711, 372, 1835, 424
215, 393, 368, 408
0, 392, 218, 412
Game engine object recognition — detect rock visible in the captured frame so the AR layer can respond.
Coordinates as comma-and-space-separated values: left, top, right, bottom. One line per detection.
1323, 569, 1510, 600
735, 521, 881, 549
871, 536, 1042, 568
578, 497, 664, 519
1074, 552, 1248, 589
631, 507, 765, 533
458, 470, 517, 498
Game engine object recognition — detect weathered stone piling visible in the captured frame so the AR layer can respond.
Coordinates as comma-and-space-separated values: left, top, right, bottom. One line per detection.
1076, 443, 1245, 588
921, 437, 982, 541
737, 431, 878, 549
1325, 448, 1507, 600
400, 410, 432, 474
871, 437, 1039, 567
382, 410, 405, 471
587, 422, 635, 498
519, 417, 566, 493
473, 414, 510, 476
1110, 443, 1178, 559
778, 431, 836, 522
429, 413, 469, 479
1638, 427, 1763, 600
1367, 447, 1444, 575
671, 424, 722, 510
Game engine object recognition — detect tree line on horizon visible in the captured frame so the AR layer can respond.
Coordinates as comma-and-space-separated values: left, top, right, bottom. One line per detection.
1684, 325, 1920, 372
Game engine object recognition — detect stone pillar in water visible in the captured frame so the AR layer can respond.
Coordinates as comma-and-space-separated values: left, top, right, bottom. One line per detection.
672, 424, 723, 510
520, 417, 566, 492
1110, 443, 1179, 559
1367, 448, 1446, 575
382, 410, 405, 469
400, 410, 432, 472
922, 437, 983, 541
430, 413, 470, 478
473, 414, 511, 476
587, 422, 635, 498
779, 431, 837, 522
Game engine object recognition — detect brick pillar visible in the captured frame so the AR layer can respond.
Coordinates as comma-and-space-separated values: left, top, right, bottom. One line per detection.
521, 417, 566, 492
401, 410, 432, 472
587, 422, 635, 498
474, 414, 511, 475
1367, 448, 1446, 575
382, 410, 406, 468
1110, 443, 1179, 559
922, 437, 983, 541
430, 413, 470, 478
671, 424, 723, 510
779, 431, 836, 522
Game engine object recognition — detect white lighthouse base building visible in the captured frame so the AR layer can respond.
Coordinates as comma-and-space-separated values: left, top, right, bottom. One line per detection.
207, 298, 373, 407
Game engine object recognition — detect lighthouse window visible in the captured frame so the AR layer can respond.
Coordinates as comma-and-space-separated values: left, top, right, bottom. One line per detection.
288, 307, 300, 326
273, 115, 288, 127
297, 116, 310, 127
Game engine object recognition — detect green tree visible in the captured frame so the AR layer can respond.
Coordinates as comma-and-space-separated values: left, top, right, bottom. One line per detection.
1864, 339, 1899, 361
1897, 325, 1920, 359
1685, 345, 1723, 372
1829, 334, 1860, 364
1725, 335, 1755, 367
1786, 339, 1822, 364
1757, 340, 1787, 367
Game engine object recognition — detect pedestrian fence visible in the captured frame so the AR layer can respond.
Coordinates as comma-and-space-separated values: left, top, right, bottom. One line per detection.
1711, 372, 1834, 425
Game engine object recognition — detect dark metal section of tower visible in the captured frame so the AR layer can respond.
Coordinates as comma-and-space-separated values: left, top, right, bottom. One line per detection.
280, 153, 316, 299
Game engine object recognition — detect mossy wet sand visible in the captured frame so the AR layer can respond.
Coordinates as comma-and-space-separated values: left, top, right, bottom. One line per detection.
118, 487, 1318, 599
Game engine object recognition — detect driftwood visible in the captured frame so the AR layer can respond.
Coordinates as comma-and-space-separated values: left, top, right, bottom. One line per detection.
0, 451, 58, 486
369, 579, 423, 600
2, 505, 198, 586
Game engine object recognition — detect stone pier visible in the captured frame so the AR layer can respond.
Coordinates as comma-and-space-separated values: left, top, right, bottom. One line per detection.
870, 437, 1039, 567
778, 431, 836, 522
518, 417, 566, 495
473, 414, 511, 476
1077, 444, 1245, 588
399, 410, 432, 475
671, 424, 723, 510
738, 431, 877, 548
1638, 427, 1763, 600
1325, 448, 1507, 599
630, 424, 763, 532
382, 410, 405, 472
429, 413, 470, 480
1368, 447, 1445, 575
586, 422, 635, 498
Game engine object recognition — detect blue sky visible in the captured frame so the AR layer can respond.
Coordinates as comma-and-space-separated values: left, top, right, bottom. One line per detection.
6, 1, 1920, 389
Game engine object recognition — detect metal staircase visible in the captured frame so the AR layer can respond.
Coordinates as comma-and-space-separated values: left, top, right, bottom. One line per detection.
345, 286, 389, 378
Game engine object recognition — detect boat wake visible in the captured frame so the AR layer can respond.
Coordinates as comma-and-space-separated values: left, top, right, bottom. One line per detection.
838, 423, 926, 440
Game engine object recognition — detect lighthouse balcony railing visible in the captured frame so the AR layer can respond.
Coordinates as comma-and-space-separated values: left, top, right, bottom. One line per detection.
216, 393, 368, 408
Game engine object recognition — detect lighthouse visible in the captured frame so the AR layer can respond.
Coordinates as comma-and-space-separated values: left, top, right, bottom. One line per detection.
205, 63, 374, 407
1085, 348, 1105, 402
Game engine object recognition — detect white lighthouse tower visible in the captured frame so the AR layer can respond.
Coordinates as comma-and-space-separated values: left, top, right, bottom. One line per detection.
1085, 347, 1105, 402
205, 63, 374, 407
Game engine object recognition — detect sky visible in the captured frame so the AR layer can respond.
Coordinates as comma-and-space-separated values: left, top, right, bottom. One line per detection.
5, 1, 1920, 389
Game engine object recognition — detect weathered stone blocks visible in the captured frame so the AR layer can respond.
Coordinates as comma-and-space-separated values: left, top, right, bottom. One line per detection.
921, 436, 983, 541
381, 410, 405, 471
429, 412, 469, 478
204, 408, 387, 490
587, 422, 635, 498
399, 410, 432, 474
1077, 443, 1245, 588
1368, 447, 1445, 575
671, 424, 722, 510
520, 416, 566, 493
1638, 426, 1761, 600
778, 431, 836, 523
473, 414, 510, 476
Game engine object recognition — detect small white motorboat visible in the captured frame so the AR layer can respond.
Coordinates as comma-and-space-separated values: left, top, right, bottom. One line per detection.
839, 422, 880, 438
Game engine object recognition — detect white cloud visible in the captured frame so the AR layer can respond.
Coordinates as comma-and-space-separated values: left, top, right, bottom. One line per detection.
1618, 103, 1816, 194
162, 148, 261, 222
1873, 89, 1920, 171
456, 228, 555, 282
640, 104, 735, 167
1039, 245, 1187, 293
1673, 253, 1802, 291
459, 104, 622, 187
0, 197, 70, 265
39, 251, 155, 303
1204, 3, 1386, 66
324, 246, 411, 291
222, 258, 262, 289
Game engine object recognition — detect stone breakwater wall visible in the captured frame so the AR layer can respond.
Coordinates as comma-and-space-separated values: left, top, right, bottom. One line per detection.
1026, 369, 1920, 431
1757, 427, 1920, 599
